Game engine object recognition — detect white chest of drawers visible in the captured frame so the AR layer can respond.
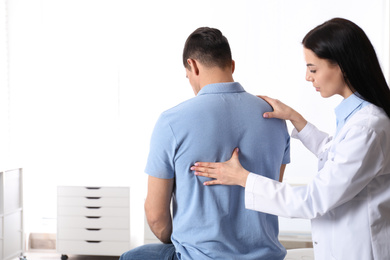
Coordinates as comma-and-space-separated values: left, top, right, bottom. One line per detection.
57, 186, 130, 258
0, 168, 24, 260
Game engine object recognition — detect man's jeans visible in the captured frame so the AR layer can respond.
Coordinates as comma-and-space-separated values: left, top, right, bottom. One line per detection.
119, 243, 179, 260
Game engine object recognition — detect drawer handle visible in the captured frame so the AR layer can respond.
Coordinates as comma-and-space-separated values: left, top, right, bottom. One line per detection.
86, 187, 101, 189
86, 240, 101, 243
86, 228, 101, 231
86, 197, 101, 199
86, 216, 101, 219
86, 207, 101, 209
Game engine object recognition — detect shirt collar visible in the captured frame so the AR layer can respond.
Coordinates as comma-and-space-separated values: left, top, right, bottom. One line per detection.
197, 82, 245, 96
334, 93, 366, 122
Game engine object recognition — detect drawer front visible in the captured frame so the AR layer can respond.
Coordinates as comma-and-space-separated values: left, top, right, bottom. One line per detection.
4, 211, 23, 258
58, 197, 129, 207
57, 228, 129, 241
58, 216, 129, 229
3, 169, 22, 213
57, 240, 130, 256
58, 206, 129, 217
58, 186, 129, 197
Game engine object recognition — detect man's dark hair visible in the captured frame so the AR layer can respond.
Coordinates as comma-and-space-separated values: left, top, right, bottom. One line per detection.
183, 27, 232, 70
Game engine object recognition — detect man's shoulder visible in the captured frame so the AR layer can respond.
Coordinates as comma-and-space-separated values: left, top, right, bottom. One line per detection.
158, 90, 274, 123
239, 91, 273, 106
160, 96, 198, 117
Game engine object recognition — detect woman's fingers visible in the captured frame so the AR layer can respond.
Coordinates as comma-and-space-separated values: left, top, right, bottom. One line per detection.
191, 148, 245, 186
230, 148, 240, 161
258, 95, 272, 104
203, 180, 220, 186
194, 169, 215, 178
258, 95, 278, 107
191, 164, 219, 181
191, 164, 217, 173
260, 96, 294, 120
259, 95, 307, 131
257, 95, 279, 119
193, 161, 217, 168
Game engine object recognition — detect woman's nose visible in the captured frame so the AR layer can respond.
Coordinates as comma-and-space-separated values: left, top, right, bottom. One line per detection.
306, 73, 313, 82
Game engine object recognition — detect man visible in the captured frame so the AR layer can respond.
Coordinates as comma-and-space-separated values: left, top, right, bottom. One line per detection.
120, 27, 290, 260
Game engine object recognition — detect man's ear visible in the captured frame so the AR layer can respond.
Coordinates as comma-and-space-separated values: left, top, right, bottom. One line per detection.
231, 60, 235, 74
187, 59, 200, 76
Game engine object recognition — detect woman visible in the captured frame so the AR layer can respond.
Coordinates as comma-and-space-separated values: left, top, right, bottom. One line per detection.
191, 18, 390, 260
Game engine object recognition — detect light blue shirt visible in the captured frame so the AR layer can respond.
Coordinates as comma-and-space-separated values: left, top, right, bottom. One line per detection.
334, 93, 369, 136
145, 82, 290, 260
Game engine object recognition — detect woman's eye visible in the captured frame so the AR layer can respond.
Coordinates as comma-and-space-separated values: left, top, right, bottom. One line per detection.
310, 70, 316, 73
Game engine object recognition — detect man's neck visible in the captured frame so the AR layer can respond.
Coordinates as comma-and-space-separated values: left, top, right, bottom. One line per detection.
199, 67, 234, 89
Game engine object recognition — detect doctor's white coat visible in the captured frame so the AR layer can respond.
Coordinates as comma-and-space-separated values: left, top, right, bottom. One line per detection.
245, 104, 390, 260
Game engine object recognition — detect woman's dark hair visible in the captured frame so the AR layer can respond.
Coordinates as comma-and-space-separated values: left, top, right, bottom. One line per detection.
183, 27, 232, 70
302, 18, 390, 118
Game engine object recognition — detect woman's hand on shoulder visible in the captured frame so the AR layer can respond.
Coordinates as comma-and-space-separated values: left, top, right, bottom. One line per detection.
259, 95, 307, 132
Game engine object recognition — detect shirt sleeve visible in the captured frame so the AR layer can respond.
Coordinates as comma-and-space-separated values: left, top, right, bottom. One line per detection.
245, 125, 384, 219
144, 114, 177, 179
291, 122, 331, 157
282, 124, 291, 164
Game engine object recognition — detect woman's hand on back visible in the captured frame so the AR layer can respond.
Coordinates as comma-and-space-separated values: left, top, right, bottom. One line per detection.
191, 148, 249, 187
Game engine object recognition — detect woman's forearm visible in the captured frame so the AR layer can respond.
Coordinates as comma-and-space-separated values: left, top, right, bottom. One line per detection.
290, 111, 307, 132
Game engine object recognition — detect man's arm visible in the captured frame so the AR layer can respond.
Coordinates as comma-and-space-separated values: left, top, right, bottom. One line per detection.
279, 164, 286, 182
144, 175, 174, 244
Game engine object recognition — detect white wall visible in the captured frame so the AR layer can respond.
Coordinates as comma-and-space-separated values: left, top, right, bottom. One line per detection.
5, 0, 389, 248
0, 0, 10, 169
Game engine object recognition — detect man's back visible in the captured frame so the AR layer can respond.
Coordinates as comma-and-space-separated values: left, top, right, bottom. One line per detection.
145, 82, 290, 259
